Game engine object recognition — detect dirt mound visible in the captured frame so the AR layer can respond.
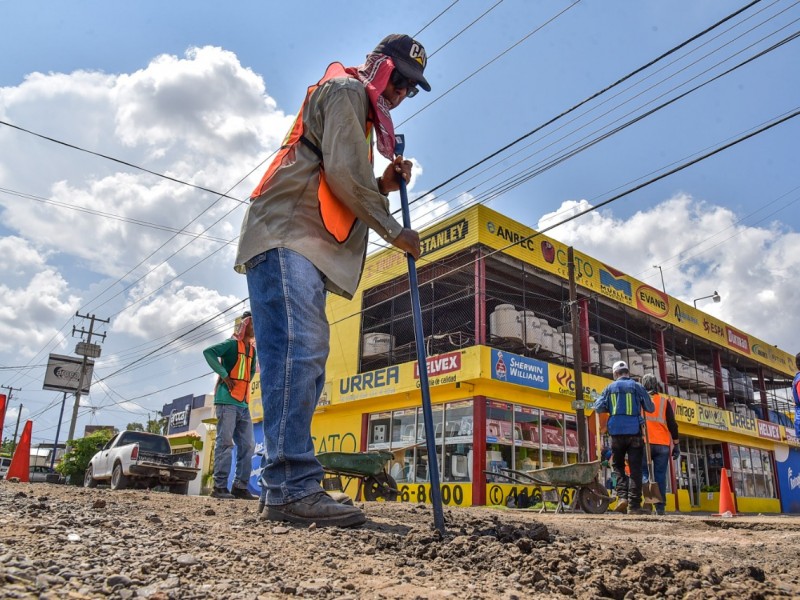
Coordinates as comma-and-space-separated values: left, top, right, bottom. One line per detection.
1, 482, 799, 599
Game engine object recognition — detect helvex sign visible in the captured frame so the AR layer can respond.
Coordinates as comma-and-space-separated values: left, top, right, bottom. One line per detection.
414, 352, 461, 378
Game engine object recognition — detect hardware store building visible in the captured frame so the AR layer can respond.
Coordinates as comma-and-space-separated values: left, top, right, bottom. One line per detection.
295, 204, 800, 514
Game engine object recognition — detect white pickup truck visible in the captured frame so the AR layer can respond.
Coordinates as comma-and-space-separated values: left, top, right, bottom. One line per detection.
84, 431, 199, 494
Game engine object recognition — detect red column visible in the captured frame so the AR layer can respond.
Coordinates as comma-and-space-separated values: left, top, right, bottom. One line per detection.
360, 413, 369, 452
472, 396, 487, 506
0, 394, 6, 439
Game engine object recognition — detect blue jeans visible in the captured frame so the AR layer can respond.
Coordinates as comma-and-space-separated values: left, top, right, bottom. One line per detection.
642, 443, 670, 512
213, 403, 255, 489
246, 248, 328, 505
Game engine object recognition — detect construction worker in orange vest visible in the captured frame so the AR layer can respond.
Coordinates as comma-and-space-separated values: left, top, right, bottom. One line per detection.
203, 311, 258, 500
641, 373, 680, 515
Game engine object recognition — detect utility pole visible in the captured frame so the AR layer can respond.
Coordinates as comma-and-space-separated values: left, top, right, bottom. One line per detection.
11, 404, 23, 453
1, 385, 21, 446
50, 392, 68, 471
67, 313, 108, 443
567, 247, 589, 462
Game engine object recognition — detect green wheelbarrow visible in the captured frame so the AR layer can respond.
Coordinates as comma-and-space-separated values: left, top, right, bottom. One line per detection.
317, 450, 399, 502
487, 460, 612, 514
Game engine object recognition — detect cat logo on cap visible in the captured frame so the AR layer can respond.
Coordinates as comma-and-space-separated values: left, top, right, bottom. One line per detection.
409, 42, 427, 67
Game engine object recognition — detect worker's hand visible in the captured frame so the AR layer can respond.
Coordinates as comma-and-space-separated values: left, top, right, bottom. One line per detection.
671, 443, 681, 460
378, 155, 413, 194
223, 377, 235, 391
392, 228, 421, 260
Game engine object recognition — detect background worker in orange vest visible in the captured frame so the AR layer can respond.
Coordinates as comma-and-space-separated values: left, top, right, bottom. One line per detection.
235, 34, 429, 527
203, 311, 258, 500
641, 373, 680, 515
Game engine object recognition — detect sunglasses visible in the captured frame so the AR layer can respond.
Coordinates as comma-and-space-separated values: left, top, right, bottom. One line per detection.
390, 70, 419, 98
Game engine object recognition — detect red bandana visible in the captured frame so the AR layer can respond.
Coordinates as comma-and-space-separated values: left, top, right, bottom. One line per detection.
344, 53, 397, 160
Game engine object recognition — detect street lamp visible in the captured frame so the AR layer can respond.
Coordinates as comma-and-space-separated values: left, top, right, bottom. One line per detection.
652, 265, 666, 294
693, 291, 721, 308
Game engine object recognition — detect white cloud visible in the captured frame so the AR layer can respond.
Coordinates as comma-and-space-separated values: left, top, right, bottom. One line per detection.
0, 235, 47, 275
0, 268, 78, 357
113, 284, 242, 345
539, 194, 800, 352
0, 46, 293, 282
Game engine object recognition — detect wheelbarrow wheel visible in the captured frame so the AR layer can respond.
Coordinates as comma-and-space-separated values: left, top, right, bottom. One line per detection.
363, 473, 398, 502
577, 481, 612, 514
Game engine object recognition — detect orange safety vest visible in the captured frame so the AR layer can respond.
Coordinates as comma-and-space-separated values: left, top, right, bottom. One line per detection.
227, 339, 254, 403
644, 393, 671, 446
250, 62, 374, 243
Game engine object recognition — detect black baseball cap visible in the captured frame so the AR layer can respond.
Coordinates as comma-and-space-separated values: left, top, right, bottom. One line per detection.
374, 34, 431, 92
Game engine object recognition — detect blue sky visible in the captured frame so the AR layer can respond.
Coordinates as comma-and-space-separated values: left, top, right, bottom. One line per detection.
1, 1, 799, 444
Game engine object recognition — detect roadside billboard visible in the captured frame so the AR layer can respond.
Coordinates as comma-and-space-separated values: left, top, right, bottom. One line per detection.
43, 354, 93, 394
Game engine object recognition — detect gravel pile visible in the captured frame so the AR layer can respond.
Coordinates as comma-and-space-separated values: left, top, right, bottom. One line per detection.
1, 480, 798, 599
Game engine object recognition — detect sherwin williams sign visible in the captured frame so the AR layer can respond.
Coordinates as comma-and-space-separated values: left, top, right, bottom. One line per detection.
490, 349, 549, 390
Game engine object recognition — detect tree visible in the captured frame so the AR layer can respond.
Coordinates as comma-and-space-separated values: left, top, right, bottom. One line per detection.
56, 430, 113, 485
147, 417, 167, 434
1, 437, 14, 456
126, 422, 145, 431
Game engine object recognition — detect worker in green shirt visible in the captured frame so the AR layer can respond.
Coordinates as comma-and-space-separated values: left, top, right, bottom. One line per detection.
203, 311, 257, 499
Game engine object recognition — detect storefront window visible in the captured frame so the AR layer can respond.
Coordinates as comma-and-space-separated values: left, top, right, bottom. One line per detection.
541, 411, 566, 467
486, 400, 513, 481
414, 405, 444, 482
514, 406, 540, 472
729, 443, 776, 499
444, 401, 473, 483
367, 412, 392, 450
391, 409, 417, 447
565, 415, 579, 464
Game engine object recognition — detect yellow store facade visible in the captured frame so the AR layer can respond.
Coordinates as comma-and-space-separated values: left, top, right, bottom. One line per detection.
249, 205, 799, 513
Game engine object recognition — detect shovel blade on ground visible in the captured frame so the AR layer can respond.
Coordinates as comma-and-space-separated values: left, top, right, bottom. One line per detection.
642, 481, 663, 504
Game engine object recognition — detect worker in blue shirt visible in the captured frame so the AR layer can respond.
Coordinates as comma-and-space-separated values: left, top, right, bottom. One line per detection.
593, 360, 655, 515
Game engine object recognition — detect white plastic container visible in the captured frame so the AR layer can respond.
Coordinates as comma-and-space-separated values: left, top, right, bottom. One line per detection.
621, 348, 644, 378
665, 354, 677, 381
362, 333, 394, 357
519, 310, 540, 347
489, 304, 522, 342
697, 363, 714, 388
540, 323, 555, 353
720, 367, 731, 395
600, 343, 621, 371
640, 352, 661, 382
676, 356, 692, 384
588, 336, 600, 365
562, 333, 574, 363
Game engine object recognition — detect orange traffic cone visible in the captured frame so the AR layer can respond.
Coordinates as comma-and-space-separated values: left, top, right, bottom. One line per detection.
713, 467, 737, 517
5, 420, 32, 482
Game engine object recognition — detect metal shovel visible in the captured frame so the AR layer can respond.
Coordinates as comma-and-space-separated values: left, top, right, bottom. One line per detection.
394, 134, 445, 535
641, 413, 664, 506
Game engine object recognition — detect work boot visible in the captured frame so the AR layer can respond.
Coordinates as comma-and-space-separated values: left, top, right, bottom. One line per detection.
327, 491, 355, 506
628, 506, 651, 515
614, 499, 628, 514
262, 491, 366, 528
210, 487, 235, 499
231, 486, 258, 500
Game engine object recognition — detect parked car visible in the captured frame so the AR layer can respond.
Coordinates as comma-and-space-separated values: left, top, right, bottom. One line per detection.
84, 431, 199, 494
0, 456, 12, 479
29, 465, 65, 484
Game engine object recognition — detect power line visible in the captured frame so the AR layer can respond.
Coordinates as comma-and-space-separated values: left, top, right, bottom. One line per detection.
0, 119, 243, 203
395, 0, 766, 209
414, 0, 462, 37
